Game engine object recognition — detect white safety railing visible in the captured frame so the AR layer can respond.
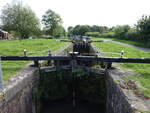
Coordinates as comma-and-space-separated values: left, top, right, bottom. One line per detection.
80, 50, 125, 58
23, 49, 51, 56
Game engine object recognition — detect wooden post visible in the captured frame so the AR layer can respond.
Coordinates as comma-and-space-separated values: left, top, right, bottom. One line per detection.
106, 62, 112, 69
69, 52, 78, 108
34, 60, 39, 67
56, 60, 60, 70
24, 49, 27, 57
47, 49, 51, 66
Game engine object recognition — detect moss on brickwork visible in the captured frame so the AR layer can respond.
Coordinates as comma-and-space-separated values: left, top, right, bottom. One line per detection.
38, 67, 106, 105
38, 69, 71, 101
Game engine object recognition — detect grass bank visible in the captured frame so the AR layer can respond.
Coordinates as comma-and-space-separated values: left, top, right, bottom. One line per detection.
0, 39, 68, 81
93, 40, 150, 96
95, 37, 149, 48
112, 39, 148, 48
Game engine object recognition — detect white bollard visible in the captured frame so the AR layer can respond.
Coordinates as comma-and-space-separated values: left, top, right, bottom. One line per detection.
0, 56, 3, 92
120, 50, 124, 58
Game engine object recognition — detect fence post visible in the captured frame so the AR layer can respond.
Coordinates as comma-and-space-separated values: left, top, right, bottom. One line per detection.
0, 56, 3, 92
106, 62, 112, 69
120, 50, 124, 58
24, 49, 27, 57
34, 60, 39, 67
48, 49, 52, 66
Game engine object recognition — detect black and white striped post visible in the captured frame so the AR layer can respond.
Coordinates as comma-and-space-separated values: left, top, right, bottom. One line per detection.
0, 56, 3, 92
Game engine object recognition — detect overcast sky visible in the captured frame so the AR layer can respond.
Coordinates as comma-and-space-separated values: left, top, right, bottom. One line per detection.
0, 0, 150, 29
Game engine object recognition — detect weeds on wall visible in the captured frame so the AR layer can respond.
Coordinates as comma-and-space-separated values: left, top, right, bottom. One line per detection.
37, 67, 106, 105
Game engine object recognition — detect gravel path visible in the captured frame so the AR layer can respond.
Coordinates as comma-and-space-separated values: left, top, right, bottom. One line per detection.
104, 40, 150, 52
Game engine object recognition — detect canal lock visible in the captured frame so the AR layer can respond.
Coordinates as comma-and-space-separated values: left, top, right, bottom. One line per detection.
34, 43, 107, 113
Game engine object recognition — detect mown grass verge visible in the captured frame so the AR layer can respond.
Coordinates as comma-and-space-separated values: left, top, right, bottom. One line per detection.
0, 39, 68, 81
112, 38, 148, 48
93, 40, 150, 96
93, 37, 149, 48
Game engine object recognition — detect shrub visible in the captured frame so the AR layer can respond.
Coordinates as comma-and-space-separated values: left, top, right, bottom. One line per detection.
124, 28, 138, 41
85, 32, 100, 37
114, 25, 130, 39
100, 32, 115, 38
10, 31, 21, 38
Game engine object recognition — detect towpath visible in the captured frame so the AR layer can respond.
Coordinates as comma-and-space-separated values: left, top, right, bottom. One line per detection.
103, 40, 150, 52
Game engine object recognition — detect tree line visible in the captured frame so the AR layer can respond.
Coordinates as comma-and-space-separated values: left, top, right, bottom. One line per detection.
110, 16, 150, 47
68, 16, 150, 47
0, 1, 65, 39
68, 25, 108, 37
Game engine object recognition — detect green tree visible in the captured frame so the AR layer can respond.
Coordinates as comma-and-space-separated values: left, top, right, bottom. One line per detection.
78, 25, 90, 36
53, 25, 66, 38
67, 26, 73, 36
136, 15, 150, 43
0, 1, 40, 39
72, 25, 80, 35
72, 25, 90, 36
114, 25, 130, 39
85, 32, 100, 37
42, 9, 62, 37
90, 25, 108, 33
68, 26, 73, 32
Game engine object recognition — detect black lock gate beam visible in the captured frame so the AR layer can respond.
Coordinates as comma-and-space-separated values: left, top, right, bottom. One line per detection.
76, 56, 150, 63
1, 56, 150, 63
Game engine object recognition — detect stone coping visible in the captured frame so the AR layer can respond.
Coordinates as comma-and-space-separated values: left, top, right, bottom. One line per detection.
0, 67, 39, 106
107, 68, 150, 112
0, 43, 72, 106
